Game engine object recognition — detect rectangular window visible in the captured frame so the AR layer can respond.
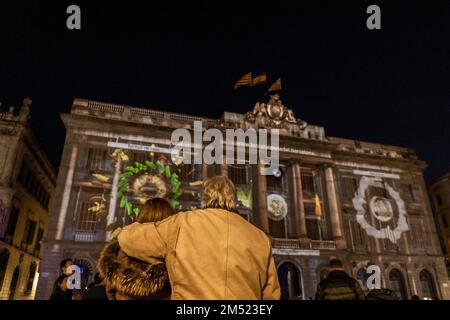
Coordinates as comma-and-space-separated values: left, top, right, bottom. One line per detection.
5, 207, 20, 243
76, 202, 98, 232
267, 174, 283, 190
34, 228, 44, 256
23, 219, 37, 245
306, 218, 321, 240
228, 165, 248, 185
304, 202, 322, 240
132, 152, 148, 164
340, 177, 357, 200
86, 148, 109, 171
18, 164, 50, 209
301, 172, 315, 195
352, 220, 364, 246
410, 220, 426, 249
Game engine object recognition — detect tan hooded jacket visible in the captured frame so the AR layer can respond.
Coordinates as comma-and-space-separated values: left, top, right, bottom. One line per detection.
118, 208, 280, 300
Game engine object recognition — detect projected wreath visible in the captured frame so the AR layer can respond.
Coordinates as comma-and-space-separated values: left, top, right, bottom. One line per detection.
117, 156, 181, 216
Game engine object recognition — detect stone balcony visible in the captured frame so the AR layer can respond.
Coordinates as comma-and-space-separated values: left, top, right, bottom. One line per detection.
272, 238, 336, 251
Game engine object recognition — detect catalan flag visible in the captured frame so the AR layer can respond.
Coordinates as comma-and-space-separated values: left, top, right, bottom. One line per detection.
267, 78, 282, 93
314, 193, 322, 218
233, 72, 253, 89
251, 73, 267, 86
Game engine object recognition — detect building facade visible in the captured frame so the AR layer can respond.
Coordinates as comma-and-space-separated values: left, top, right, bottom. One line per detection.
430, 172, 450, 273
36, 96, 449, 300
0, 98, 57, 300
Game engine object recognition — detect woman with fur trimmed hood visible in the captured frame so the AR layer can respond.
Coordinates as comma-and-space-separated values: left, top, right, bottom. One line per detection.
98, 198, 174, 300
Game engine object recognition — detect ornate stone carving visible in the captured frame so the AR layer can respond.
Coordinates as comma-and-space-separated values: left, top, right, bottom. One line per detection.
245, 93, 307, 129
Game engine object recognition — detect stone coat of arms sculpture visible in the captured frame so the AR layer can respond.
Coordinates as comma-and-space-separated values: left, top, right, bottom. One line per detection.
244, 93, 307, 129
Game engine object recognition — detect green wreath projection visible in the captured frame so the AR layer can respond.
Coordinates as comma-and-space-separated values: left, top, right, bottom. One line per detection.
117, 157, 182, 217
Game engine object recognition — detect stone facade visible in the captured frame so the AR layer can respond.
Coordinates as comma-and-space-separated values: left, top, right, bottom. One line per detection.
0, 98, 57, 300
35, 97, 449, 300
430, 172, 450, 273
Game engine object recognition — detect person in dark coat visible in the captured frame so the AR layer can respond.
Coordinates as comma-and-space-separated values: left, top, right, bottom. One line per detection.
50, 275, 71, 300
50, 258, 74, 300
82, 273, 108, 300
315, 259, 366, 300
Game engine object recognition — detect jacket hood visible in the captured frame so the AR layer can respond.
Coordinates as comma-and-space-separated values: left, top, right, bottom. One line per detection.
97, 240, 170, 299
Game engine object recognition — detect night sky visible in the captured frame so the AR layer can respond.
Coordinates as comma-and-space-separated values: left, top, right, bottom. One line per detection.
1, 1, 449, 183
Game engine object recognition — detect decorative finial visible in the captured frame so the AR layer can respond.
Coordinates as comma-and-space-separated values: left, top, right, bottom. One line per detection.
19, 97, 32, 122
23, 97, 32, 108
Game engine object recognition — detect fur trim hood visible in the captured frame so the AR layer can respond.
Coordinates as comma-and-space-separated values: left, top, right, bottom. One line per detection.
98, 240, 170, 300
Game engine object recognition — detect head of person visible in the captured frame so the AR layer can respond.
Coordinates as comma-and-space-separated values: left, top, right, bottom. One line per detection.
329, 258, 344, 272
56, 275, 69, 291
60, 258, 73, 275
136, 197, 175, 223
201, 176, 236, 212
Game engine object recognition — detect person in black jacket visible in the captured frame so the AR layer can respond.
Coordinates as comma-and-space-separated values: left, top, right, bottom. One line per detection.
315, 259, 366, 300
50, 275, 71, 300
50, 258, 74, 300
83, 273, 108, 300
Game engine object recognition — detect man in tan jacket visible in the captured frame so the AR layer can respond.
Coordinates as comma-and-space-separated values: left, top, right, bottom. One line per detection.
118, 176, 280, 300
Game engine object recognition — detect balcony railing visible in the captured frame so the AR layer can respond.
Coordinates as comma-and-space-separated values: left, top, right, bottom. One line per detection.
310, 240, 336, 250
74, 231, 96, 242
272, 238, 336, 250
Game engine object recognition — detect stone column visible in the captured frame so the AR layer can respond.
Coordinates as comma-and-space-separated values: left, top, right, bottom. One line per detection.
254, 162, 269, 234
55, 145, 78, 240
291, 162, 307, 237
417, 174, 441, 256
220, 164, 228, 177
324, 165, 345, 248
36, 136, 78, 299
202, 163, 208, 180
106, 151, 123, 240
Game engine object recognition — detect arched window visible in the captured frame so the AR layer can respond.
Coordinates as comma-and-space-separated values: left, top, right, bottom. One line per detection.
389, 269, 407, 300
0, 249, 10, 290
420, 270, 437, 300
8, 266, 20, 300
25, 262, 38, 295
277, 262, 302, 300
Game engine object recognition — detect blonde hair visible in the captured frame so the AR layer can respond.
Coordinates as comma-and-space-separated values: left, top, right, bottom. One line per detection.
201, 176, 236, 211
137, 197, 175, 223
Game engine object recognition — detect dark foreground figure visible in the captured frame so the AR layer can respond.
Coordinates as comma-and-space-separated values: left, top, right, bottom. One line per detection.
315, 259, 365, 300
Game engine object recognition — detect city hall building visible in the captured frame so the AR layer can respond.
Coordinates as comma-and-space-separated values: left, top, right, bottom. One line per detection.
36, 96, 449, 300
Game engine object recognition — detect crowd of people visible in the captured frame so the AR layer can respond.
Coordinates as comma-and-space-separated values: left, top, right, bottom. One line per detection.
49, 175, 424, 301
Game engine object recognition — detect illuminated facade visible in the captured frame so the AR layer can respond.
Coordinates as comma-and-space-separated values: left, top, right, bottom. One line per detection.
36, 97, 449, 300
0, 98, 56, 300
430, 172, 450, 274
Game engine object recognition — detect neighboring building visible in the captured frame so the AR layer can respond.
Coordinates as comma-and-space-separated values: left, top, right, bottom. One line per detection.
430, 172, 450, 274
36, 96, 449, 300
0, 98, 57, 300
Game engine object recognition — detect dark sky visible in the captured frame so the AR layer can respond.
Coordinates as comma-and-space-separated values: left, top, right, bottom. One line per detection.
1, 1, 449, 183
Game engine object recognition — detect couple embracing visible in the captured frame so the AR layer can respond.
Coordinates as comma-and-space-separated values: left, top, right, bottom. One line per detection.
98, 175, 280, 300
